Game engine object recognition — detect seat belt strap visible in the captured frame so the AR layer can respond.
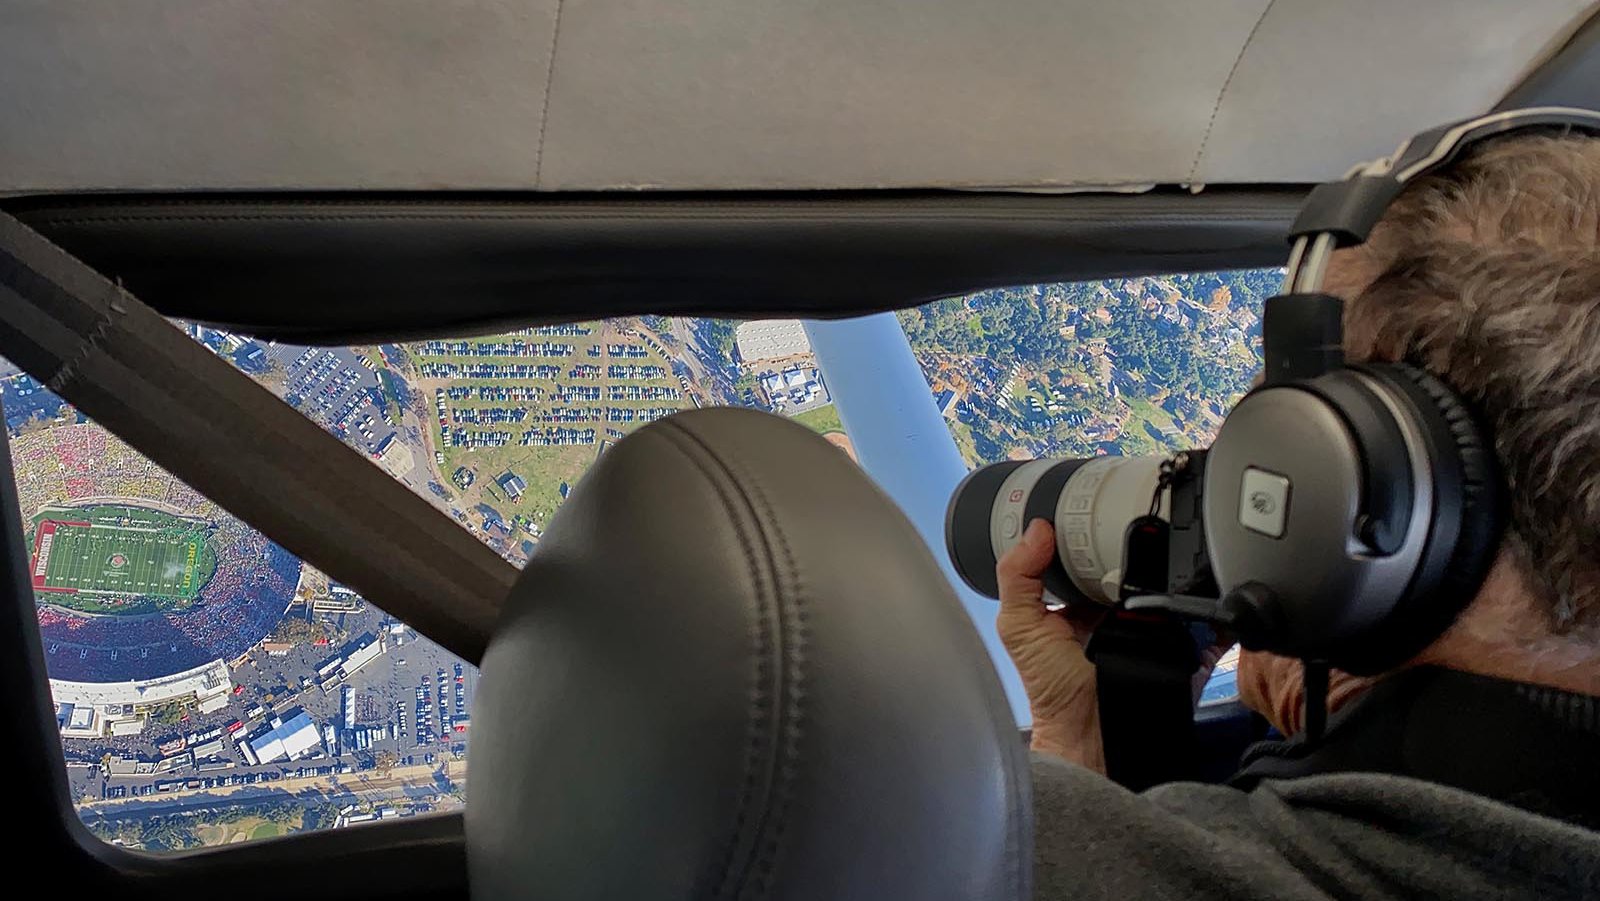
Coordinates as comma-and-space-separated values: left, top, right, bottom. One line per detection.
1084, 609, 1200, 791
0, 211, 514, 662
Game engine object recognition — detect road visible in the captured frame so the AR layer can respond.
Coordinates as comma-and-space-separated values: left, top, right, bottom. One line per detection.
82, 759, 465, 818
667, 317, 734, 404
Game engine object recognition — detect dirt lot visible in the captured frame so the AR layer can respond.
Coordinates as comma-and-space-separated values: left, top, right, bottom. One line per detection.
822, 431, 857, 462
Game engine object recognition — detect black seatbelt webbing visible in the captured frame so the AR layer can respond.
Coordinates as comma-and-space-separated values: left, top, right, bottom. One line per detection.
0, 211, 514, 663
1085, 610, 1200, 791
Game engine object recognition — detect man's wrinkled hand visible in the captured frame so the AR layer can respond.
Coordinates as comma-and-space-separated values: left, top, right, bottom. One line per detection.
996, 519, 1106, 772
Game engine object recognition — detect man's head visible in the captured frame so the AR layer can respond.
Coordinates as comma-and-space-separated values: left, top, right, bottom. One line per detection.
1241, 132, 1600, 728
1335, 132, 1600, 644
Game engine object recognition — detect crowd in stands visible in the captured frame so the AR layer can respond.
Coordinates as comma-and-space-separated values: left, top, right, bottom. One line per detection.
12, 425, 208, 518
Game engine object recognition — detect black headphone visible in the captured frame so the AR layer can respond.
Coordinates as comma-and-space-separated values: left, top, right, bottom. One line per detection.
1196, 106, 1600, 676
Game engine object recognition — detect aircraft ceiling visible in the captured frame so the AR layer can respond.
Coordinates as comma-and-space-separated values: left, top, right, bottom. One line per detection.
1, 0, 1595, 195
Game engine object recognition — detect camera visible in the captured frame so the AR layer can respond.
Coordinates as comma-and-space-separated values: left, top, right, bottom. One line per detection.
945, 450, 1218, 612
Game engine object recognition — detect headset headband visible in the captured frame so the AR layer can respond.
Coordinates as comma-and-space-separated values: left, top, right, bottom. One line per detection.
1263, 107, 1600, 385
1283, 106, 1600, 297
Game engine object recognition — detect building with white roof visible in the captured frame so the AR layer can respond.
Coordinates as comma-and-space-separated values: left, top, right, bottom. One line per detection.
109, 718, 146, 737
342, 684, 357, 733
735, 320, 810, 363
50, 658, 232, 738
340, 639, 384, 679
759, 365, 827, 409
191, 738, 226, 760
248, 710, 322, 764
197, 692, 230, 715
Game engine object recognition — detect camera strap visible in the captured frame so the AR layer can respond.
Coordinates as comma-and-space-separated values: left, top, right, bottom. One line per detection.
1085, 608, 1200, 791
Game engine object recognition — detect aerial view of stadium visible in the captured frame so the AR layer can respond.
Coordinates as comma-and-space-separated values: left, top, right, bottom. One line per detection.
12, 423, 300, 682
31, 504, 218, 613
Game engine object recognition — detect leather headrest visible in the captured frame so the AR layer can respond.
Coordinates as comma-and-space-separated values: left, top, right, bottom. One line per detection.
467, 407, 1030, 900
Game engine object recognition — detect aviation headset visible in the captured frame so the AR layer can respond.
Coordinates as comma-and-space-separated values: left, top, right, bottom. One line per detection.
1189, 106, 1600, 676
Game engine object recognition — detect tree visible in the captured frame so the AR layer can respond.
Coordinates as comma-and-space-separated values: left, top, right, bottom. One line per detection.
258, 357, 290, 394
375, 750, 398, 777
302, 803, 340, 833
149, 700, 187, 726
734, 370, 760, 399
271, 616, 327, 645
694, 319, 739, 363
16, 411, 55, 434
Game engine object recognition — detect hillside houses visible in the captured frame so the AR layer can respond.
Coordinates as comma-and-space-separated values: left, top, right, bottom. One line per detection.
901, 270, 1270, 464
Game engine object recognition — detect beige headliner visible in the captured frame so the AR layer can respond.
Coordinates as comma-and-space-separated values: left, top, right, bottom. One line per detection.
0, 0, 1594, 194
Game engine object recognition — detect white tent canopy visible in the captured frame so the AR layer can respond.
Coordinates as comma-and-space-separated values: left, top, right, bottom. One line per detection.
2, 0, 1594, 195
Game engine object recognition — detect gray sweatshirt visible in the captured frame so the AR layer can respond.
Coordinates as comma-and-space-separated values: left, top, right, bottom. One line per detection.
1031, 668, 1600, 899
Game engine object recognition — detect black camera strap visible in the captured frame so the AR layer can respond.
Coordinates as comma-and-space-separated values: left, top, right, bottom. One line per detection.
1084, 609, 1200, 791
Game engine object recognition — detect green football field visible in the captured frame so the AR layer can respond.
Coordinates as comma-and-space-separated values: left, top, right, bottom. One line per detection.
31, 505, 217, 613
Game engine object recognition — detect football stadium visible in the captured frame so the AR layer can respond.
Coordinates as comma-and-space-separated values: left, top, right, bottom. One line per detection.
31, 504, 218, 613
14, 423, 300, 682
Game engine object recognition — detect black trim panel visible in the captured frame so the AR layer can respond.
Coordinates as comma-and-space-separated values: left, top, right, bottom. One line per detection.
1497, 9, 1600, 111
5, 190, 1301, 343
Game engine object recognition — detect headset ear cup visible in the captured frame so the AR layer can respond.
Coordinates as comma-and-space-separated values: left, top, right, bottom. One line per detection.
1344, 363, 1505, 672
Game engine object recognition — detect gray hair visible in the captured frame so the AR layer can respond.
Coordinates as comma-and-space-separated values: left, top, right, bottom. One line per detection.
1330, 133, 1600, 633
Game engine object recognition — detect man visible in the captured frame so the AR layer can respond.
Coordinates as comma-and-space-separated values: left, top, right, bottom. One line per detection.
1000, 132, 1600, 898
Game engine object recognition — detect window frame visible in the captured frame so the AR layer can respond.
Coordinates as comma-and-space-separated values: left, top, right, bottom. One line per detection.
0, 188, 1302, 894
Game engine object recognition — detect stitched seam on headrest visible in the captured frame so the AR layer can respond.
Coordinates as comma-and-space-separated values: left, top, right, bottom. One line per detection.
662, 418, 808, 900
656, 420, 789, 899
725, 456, 806, 900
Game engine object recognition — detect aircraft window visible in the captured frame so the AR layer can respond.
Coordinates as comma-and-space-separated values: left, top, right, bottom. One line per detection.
0, 315, 847, 851
4, 275, 1270, 851
897, 270, 1277, 465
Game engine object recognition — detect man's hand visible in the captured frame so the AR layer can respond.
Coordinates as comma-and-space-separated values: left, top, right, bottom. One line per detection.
996, 519, 1106, 772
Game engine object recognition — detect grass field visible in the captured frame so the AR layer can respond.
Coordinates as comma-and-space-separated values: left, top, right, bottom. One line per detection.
250, 822, 281, 840
30, 504, 216, 614
790, 402, 844, 437
946, 418, 981, 466
1124, 397, 1184, 454
194, 816, 288, 847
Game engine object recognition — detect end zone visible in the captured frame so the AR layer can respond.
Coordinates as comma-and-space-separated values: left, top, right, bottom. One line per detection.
31, 520, 85, 594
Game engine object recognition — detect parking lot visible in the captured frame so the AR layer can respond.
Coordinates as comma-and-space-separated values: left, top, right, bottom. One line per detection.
270, 344, 399, 455
69, 600, 477, 808
0, 364, 71, 433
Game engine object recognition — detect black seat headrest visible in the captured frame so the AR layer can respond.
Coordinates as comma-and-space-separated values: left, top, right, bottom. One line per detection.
467, 407, 1031, 900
